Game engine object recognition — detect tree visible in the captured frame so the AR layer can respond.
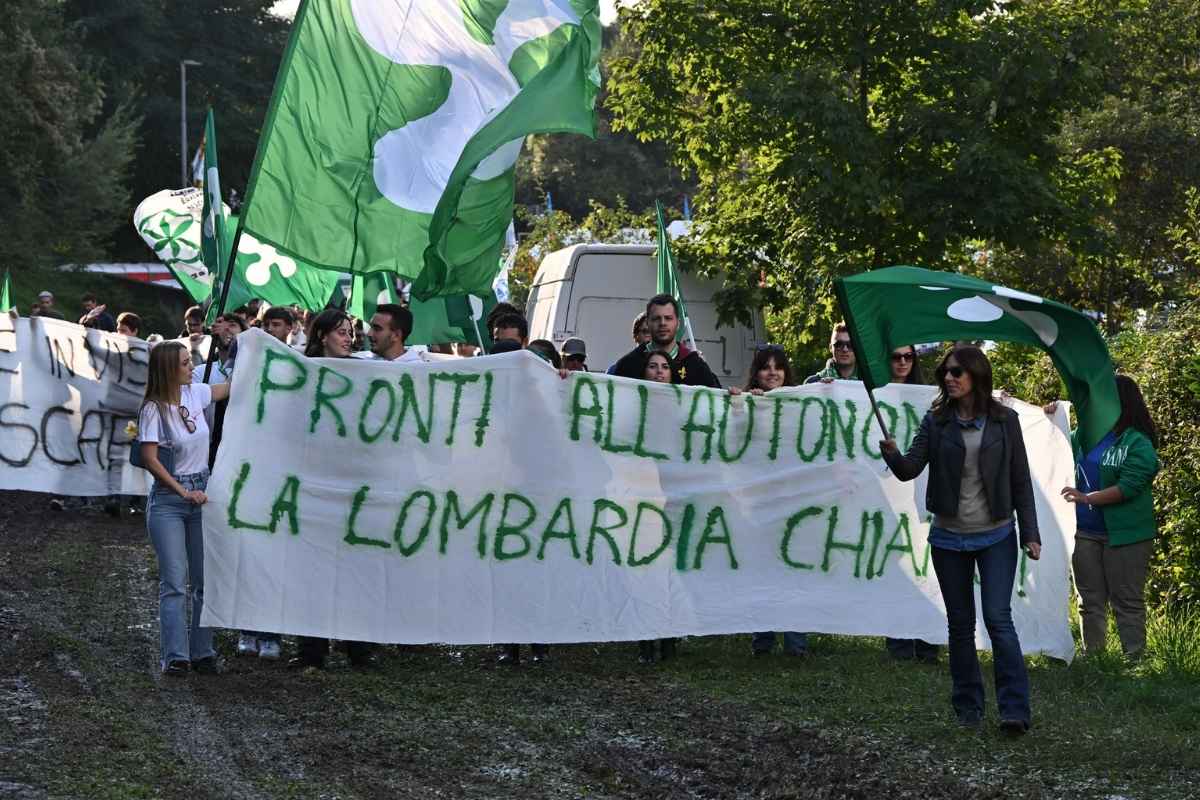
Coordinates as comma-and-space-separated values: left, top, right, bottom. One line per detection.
515, 20, 695, 218
969, 1, 1200, 332
64, 0, 290, 259
608, 0, 1120, 349
0, 0, 138, 272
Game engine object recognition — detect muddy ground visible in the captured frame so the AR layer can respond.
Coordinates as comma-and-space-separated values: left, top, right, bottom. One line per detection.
0, 489, 1191, 799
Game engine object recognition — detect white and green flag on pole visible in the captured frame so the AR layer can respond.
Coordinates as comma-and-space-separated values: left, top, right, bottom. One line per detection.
200, 108, 232, 318
133, 189, 214, 303
834, 266, 1121, 450
237, 0, 602, 300
655, 200, 695, 348
134, 189, 340, 313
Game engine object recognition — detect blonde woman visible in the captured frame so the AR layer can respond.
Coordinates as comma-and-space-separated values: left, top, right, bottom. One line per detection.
139, 341, 230, 676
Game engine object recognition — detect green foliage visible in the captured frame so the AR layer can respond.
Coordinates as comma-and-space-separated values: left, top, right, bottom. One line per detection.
509, 200, 658, 308
515, 21, 695, 218
608, 0, 1120, 336
991, 304, 1200, 606
63, 0, 289, 260
0, 0, 138, 272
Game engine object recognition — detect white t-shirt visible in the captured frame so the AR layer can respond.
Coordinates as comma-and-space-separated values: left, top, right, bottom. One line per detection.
138, 383, 214, 476
351, 348, 427, 363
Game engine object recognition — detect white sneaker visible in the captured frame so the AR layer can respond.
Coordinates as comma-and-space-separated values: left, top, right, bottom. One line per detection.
236, 634, 259, 656
258, 639, 282, 661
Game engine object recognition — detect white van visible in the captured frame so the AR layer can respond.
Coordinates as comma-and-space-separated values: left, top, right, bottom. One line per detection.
525, 244, 766, 387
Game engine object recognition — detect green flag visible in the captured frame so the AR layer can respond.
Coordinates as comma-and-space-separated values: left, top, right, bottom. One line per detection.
348, 272, 400, 322
200, 109, 231, 308
135, 188, 340, 314
834, 266, 1120, 449
133, 189, 214, 303
1, 269, 13, 312
655, 200, 694, 346
237, 0, 601, 300
408, 293, 496, 350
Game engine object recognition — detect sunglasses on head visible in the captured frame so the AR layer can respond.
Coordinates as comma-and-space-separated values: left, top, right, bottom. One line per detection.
944, 366, 966, 379
178, 405, 197, 434
756, 343, 785, 353
891, 351, 914, 362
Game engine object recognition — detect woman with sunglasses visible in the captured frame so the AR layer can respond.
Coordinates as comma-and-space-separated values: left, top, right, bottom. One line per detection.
880, 346, 1040, 734
741, 345, 809, 657
138, 340, 231, 676
883, 345, 939, 663
292, 308, 376, 670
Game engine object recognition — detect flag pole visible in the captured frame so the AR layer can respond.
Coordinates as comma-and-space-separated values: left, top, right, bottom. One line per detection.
864, 383, 892, 442
201, 221, 243, 384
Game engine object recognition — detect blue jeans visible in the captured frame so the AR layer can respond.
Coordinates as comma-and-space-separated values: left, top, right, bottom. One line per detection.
752, 631, 808, 654
147, 471, 215, 670
930, 533, 1030, 725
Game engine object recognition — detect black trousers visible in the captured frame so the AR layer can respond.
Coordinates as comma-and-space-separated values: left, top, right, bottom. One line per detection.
297, 636, 373, 666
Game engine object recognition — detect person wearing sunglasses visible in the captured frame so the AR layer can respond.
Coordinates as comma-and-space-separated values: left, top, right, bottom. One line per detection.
138, 341, 231, 677
804, 322, 859, 384
879, 346, 1040, 735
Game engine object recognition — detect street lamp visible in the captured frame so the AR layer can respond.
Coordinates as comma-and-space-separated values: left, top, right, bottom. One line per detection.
180, 59, 202, 187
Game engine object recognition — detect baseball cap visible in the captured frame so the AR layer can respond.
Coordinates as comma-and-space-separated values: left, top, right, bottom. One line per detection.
561, 338, 587, 358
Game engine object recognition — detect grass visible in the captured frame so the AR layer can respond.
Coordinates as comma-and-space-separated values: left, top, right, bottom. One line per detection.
665, 611, 1200, 798
6, 502, 1200, 799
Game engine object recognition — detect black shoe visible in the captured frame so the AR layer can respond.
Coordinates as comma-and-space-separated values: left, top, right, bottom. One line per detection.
530, 645, 549, 664
497, 645, 520, 665
191, 656, 220, 675
999, 718, 1029, 736
637, 641, 656, 665
659, 639, 677, 661
957, 712, 983, 728
163, 659, 189, 677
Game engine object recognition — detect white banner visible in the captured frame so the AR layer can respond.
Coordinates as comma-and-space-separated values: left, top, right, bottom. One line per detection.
203, 330, 1077, 660
0, 315, 149, 496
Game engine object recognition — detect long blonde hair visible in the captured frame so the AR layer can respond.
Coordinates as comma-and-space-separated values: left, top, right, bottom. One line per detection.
141, 340, 187, 421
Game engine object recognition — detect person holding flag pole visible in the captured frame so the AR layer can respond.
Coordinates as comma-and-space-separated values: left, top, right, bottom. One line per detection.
835, 265, 1124, 734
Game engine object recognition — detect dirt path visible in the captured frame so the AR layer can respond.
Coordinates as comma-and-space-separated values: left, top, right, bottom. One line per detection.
0, 490, 1075, 798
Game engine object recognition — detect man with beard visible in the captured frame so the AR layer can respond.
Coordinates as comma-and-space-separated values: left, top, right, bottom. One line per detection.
611, 294, 721, 388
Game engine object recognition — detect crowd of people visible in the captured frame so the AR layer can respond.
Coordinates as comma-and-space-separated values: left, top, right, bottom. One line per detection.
28, 283, 1160, 736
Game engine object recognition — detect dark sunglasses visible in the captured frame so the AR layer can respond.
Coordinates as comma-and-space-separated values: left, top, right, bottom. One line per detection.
943, 366, 966, 379
178, 405, 197, 434
890, 352, 915, 363
756, 343, 785, 353
832, 341, 853, 351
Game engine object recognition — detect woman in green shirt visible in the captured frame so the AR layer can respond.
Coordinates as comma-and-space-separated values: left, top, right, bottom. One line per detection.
1051, 375, 1160, 658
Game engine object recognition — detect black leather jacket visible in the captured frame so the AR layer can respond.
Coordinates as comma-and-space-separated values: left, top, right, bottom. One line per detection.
882, 406, 1040, 546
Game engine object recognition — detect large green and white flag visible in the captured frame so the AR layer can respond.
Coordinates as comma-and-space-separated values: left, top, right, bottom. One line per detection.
134, 189, 340, 313
834, 266, 1120, 449
238, 0, 601, 300
655, 200, 695, 347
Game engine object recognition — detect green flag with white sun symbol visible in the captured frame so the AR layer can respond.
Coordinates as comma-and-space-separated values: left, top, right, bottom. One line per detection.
835, 266, 1120, 450
237, 0, 601, 300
